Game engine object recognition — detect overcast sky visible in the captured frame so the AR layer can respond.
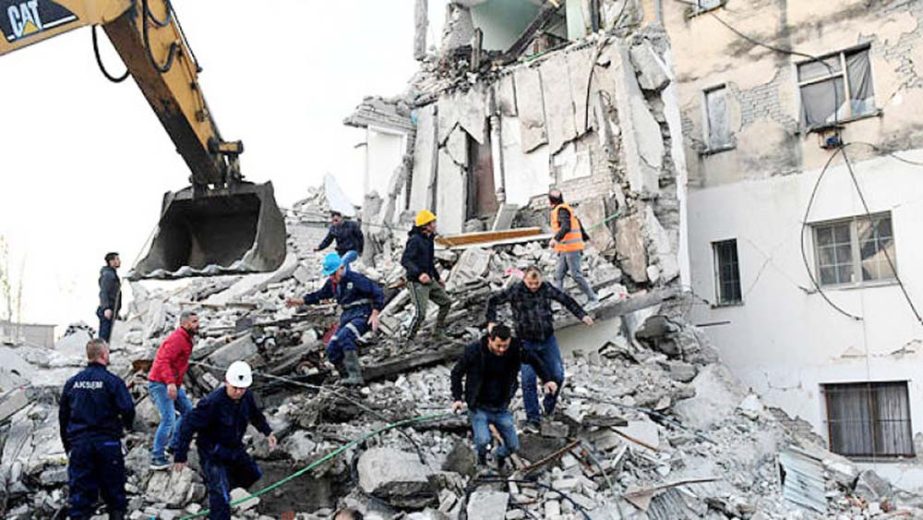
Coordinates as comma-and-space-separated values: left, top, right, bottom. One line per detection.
0, 1, 446, 330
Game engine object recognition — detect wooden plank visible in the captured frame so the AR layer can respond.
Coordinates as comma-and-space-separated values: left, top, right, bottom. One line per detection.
436, 227, 543, 247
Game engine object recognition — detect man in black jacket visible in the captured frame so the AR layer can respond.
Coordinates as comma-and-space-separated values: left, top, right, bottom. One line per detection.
402, 210, 451, 341
316, 211, 364, 257
97, 252, 121, 342
450, 324, 557, 471
486, 266, 593, 431
59, 339, 135, 520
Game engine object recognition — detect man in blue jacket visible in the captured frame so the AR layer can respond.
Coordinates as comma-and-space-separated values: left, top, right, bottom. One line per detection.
174, 361, 276, 520
315, 211, 364, 257
401, 210, 451, 341
97, 252, 121, 342
286, 252, 383, 385
59, 338, 135, 520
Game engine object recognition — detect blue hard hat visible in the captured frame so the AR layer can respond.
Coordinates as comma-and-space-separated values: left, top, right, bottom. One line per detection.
321, 252, 344, 277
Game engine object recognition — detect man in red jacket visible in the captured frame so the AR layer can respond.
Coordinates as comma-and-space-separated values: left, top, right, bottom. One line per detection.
147, 311, 199, 470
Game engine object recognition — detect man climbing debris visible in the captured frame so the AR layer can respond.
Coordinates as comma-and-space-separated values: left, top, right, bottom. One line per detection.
486, 266, 593, 433
174, 361, 276, 520
59, 339, 135, 520
97, 252, 121, 342
402, 209, 451, 341
548, 189, 599, 308
286, 252, 383, 385
316, 210, 365, 257
147, 311, 199, 470
451, 324, 557, 473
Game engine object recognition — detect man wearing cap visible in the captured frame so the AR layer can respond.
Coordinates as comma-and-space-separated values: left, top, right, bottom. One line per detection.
285, 252, 383, 385
174, 361, 277, 520
97, 252, 122, 342
316, 210, 364, 257
402, 209, 451, 341
148, 311, 199, 469
59, 338, 134, 520
548, 189, 599, 307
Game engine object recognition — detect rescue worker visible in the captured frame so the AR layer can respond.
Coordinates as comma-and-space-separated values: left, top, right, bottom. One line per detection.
486, 266, 593, 432
450, 324, 557, 472
316, 210, 365, 257
59, 338, 135, 520
174, 361, 277, 520
97, 252, 121, 342
402, 209, 451, 341
285, 252, 383, 385
148, 311, 199, 469
547, 189, 599, 307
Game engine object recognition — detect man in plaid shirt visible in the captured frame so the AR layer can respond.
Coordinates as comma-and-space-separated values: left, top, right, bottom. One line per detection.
486, 266, 594, 431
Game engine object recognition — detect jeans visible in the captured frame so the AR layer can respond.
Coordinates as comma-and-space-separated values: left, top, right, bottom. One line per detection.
96, 307, 113, 342
327, 316, 369, 366
554, 251, 597, 301
521, 335, 565, 423
149, 381, 193, 460
201, 449, 262, 520
469, 408, 519, 461
67, 438, 126, 519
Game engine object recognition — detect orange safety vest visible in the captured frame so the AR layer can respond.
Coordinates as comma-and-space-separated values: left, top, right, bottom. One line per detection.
550, 203, 585, 253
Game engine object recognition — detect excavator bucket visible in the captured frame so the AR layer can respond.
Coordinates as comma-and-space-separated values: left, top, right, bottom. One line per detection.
130, 182, 287, 279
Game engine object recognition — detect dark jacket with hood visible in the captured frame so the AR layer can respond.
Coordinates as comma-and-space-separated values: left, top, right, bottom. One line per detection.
401, 227, 440, 283
317, 219, 364, 256
451, 336, 552, 411
98, 266, 121, 314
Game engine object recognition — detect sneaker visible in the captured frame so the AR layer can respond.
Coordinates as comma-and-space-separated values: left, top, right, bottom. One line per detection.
149, 457, 170, 471
521, 420, 541, 434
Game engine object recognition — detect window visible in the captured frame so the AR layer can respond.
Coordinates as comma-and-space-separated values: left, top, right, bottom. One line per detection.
813, 213, 895, 287
798, 47, 875, 129
712, 239, 741, 305
704, 86, 732, 151
823, 382, 914, 458
696, 0, 724, 10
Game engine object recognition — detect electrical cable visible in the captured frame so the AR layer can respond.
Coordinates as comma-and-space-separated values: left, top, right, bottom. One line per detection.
846, 141, 923, 168
91, 26, 129, 83
176, 412, 452, 519
799, 146, 863, 321
840, 144, 923, 326
187, 360, 429, 464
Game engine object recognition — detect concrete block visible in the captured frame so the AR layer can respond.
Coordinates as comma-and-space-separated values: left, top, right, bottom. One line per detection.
614, 211, 648, 283
207, 334, 258, 368
467, 489, 509, 520
358, 448, 436, 508
629, 40, 670, 92
615, 418, 661, 449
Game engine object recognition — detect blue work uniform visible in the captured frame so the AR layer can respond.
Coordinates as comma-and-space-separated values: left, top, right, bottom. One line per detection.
302, 270, 384, 365
58, 362, 135, 519
175, 386, 272, 520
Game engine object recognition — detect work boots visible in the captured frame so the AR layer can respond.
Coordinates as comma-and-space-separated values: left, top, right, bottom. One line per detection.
342, 350, 364, 386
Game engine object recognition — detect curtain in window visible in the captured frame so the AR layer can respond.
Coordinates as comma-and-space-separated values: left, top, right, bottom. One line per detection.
826, 383, 913, 457
875, 383, 913, 456
801, 77, 847, 127
827, 385, 874, 456
847, 50, 875, 117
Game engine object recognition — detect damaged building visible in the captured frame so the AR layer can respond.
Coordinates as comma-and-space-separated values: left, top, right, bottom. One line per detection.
665, 0, 923, 487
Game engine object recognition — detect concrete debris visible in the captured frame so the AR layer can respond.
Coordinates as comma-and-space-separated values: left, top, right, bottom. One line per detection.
358, 448, 436, 508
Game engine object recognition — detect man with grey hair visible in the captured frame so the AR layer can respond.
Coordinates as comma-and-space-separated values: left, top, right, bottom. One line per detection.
59, 339, 134, 520
147, 311, 200, 469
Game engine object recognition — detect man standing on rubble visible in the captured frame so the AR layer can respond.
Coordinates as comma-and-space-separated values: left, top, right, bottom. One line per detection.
547, 189, 599, 308
97, 252, 121, 342
174, 361, 277, 520
451, 324, 557, 473
316, 210, 364, 257
148, 311, 199, 469
402, 209, 451, 341
285, 252, 383, 385
487, 266, 593, 432
59, 338, 135, 520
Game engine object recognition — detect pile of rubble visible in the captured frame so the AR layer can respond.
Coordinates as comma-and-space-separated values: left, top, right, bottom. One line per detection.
0, 189, 921, 519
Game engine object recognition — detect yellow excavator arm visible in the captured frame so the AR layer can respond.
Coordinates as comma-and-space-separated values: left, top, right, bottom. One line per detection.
0, 0, 286, 278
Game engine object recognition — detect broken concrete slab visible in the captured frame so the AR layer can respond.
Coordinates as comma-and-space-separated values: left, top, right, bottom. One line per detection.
673, 364, 746, 430
436, 127, 468, 235
615, 418, 661, 450
566, 45, 596, 136
145, 466, 199, 507
467, 489, 509, 520
206, 334, 258, 369
411, 104, 438, 212
513, 67, 548, 153
540, 52, 578, 154
629, 40, 670, 92
496, 73, 517, 117
358, 448, 437, 508
615, 211, 648, 283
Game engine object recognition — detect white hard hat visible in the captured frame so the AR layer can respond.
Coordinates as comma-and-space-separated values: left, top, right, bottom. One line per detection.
225, 361, 253, 388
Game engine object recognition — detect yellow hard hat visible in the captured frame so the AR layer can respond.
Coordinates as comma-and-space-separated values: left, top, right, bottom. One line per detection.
415, 209, 437, 227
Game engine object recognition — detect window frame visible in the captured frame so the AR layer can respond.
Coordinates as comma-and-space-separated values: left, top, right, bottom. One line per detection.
795, 44, 877, 131
701, 84, 735, 154
822, 381, 915, 460
712, 238, 742, 306
811, 212, 896, 289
